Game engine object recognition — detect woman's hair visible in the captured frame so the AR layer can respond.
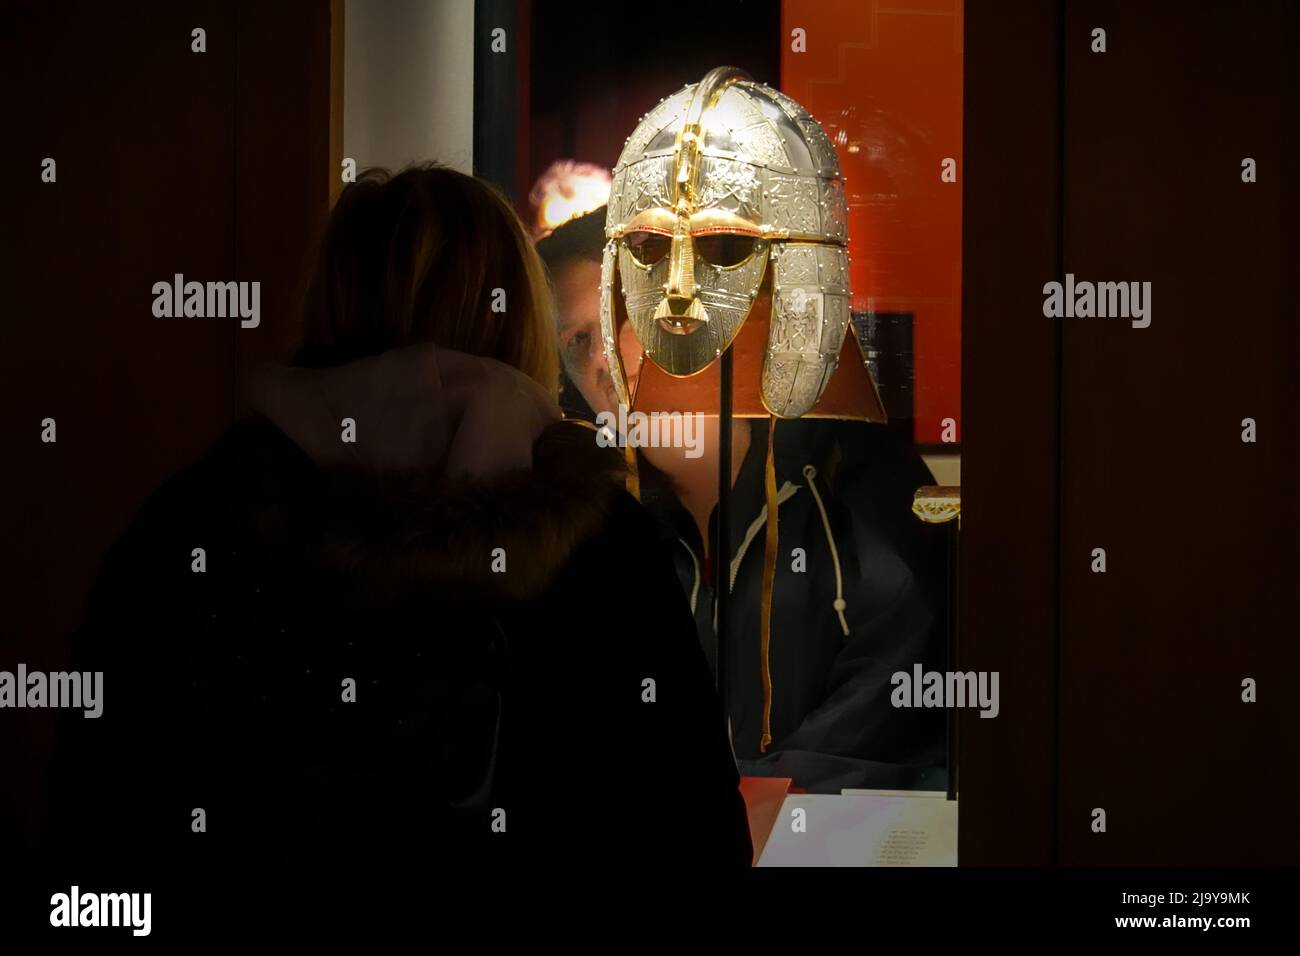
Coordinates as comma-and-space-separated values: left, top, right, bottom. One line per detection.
296, 163, 559, 396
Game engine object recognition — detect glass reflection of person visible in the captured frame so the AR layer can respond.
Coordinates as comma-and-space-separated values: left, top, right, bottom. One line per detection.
540, 208, 947, 794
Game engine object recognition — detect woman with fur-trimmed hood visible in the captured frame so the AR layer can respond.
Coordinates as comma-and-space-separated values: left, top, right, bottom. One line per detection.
46, 165, 752, 876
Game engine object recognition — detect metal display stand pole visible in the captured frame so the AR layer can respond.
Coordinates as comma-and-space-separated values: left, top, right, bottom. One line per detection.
715, 348, 734, 712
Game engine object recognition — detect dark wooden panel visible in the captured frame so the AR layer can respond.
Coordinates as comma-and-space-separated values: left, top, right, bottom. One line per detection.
3, 0, 340, 860
233, 0, 342, 399
960, 2, 1063, 865
2, 0, 237, 855
1059, 0, 1300, 864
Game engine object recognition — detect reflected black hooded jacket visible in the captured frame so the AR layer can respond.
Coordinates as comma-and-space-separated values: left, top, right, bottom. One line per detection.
636, 418, 948, 794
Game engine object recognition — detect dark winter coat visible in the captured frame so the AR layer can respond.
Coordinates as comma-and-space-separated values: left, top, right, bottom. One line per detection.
45, 353, 752, 879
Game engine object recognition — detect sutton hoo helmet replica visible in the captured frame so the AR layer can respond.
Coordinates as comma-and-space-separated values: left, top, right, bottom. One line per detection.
600, 66, 885, 421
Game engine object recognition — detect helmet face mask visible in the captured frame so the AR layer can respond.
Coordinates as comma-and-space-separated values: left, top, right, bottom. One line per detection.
600, 68, 865, 419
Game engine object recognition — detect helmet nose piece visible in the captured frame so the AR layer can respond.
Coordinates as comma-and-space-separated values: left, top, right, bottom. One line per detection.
653, 294, 707, 334
664, 229, 696, 301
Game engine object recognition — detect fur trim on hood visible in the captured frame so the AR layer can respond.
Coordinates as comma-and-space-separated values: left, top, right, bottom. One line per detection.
246, 342, 563, 479
234, 344, 627, 606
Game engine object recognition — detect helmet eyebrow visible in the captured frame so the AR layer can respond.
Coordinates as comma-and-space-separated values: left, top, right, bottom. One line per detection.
690, 225, 762, 237
610, 208, 675, 239
687, 209, 763, 238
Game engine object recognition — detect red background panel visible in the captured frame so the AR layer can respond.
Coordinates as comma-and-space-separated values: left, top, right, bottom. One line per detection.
782, 0, 962, 444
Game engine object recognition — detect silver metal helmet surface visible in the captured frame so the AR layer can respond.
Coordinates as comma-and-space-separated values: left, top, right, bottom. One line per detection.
600, 66, 859, 418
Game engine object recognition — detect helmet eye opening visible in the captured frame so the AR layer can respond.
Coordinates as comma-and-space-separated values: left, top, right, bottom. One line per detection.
624, 230, 670, 267
694, 233, 759, 269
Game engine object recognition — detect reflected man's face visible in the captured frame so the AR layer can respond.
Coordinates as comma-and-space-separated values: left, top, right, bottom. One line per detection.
553, 258, 641, 418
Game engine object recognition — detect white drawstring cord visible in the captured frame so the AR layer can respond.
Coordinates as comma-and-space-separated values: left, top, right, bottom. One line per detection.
803, 464, 849, 637
679, 537, 701, 614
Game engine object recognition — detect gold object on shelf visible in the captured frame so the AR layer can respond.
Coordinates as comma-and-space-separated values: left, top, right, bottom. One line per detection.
912, 485, 961, 526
